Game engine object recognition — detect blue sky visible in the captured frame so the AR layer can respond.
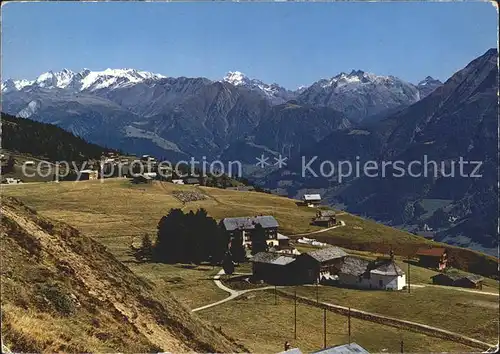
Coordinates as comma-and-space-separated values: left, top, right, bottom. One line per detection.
1, 1, 497, 89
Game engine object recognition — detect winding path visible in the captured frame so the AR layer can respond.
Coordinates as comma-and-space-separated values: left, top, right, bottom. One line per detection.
286, 220, 346, 238
191, 269, 276, 312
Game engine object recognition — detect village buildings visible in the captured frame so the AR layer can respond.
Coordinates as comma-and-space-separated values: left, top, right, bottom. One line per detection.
295, 247, 347, 283
267, 234, 300, 255
416, 247, 448, 270
251, 252, 297, 285
250, 247, 407, 291
302, 194, 322, 207
431, 273, 484, 289
365, 259, 406, 290
312, 210, 337, 227
220, 216, 279, 246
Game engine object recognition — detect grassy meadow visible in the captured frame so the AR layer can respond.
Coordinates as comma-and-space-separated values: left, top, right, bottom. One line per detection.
197, 290, 478, 353
2, 178, 498, 352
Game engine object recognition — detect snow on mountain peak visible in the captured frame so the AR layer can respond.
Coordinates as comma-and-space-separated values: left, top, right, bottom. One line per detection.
2, 68, 167, 93
223, 71, 250, 86
222, 71, 294, 104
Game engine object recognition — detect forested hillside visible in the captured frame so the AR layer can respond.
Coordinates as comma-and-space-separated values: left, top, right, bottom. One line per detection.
1, 112, 112, 162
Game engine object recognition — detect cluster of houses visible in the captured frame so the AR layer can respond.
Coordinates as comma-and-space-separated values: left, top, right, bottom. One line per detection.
415, 247, 484, 289
220, 215, 485, 291
219, 215, 406, 290
251, 247, 406, 291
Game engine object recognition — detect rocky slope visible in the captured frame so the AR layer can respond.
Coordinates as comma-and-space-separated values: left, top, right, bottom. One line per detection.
0, 197, 245, 353
296, 70, 424, 122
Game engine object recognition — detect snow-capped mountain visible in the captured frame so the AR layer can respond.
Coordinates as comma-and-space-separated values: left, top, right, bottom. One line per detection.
1, 68, 167, 93
297, 70, 421, 122
222, 71, 296, 104
416, 76, 443, 98
1, 67, 442, 160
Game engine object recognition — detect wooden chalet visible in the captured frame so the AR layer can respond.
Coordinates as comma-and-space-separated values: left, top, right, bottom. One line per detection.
250, 252, 297, 285
337, 256, 406, 290
416, 247, 448, 270
220, 215, 279, 245
431, 273, 484, 289
312, 210, 336, 227
295, 247, 347, 283
302, 194, 322, 207
454, 274, 484, 289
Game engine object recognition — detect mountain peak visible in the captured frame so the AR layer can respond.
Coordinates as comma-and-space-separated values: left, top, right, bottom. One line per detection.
417, 76, 443, 87
223, 71, 250, 86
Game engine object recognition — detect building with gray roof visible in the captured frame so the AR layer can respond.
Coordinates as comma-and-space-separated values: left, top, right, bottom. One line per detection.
251, 252, 297, 285
220, 216, 279, 245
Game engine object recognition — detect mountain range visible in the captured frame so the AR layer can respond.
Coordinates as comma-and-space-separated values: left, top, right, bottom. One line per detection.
2, 49, 496, 254
2, 66, 441, 159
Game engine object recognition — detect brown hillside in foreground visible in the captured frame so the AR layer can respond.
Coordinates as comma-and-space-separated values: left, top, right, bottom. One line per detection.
0, 196, 245, 353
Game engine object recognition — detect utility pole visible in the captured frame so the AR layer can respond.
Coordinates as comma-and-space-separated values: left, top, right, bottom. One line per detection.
400, 339, 404, 353
294, 287, 297, 339
348, 307, 351, 344
274, 285, 277, 305
407, 255, 411, 294
323, 307, 327, 348
316, 281, 319, 303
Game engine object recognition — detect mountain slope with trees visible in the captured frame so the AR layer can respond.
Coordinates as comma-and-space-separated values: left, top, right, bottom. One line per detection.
1, 112, 112, 163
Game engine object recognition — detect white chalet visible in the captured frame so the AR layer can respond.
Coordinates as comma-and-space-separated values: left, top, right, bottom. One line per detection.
338, 256, 406, 291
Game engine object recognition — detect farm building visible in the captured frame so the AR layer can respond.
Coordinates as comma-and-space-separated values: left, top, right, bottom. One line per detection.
250, 252, 297, 285
132, 174, 153, 184
302, 194, 322, 207
338, 256, 406, 290
267, 234, 300, 255
430, 273, 460, 286
172, 179, 184, 185
431, 273, 484, 289
220, 215, 279, 245
416, 247, 448, 270
312, 210, 336, 227
454, 274, 484, 289
80, 169, 99, 180
337, 256, 372, 288
295, 247, 347, 283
